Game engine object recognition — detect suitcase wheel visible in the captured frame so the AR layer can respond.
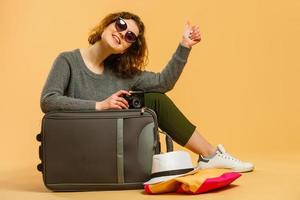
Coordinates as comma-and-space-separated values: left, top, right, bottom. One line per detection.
37, 163, 43, 172
36, 133, 42, 142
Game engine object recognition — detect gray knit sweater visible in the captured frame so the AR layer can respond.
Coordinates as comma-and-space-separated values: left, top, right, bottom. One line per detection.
40, 44, 191, 113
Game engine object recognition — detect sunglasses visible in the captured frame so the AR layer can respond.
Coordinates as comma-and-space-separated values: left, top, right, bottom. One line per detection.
115, 17, 137, 43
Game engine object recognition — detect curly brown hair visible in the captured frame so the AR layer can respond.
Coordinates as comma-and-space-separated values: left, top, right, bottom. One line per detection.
88, 11, 148, 78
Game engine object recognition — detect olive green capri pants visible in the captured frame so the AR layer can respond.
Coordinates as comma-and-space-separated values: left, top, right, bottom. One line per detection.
144, 92, 196, 146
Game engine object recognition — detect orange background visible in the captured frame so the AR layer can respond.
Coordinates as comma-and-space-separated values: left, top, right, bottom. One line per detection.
0, 1, 300, 198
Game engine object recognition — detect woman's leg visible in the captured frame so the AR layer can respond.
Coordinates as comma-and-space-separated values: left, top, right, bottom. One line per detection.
144, 92, 254, 172
144, 92, 216, 157
184, 129, 217, 157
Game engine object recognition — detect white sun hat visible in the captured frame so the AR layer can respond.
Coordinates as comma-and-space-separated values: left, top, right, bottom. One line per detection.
143, 151, 199, 185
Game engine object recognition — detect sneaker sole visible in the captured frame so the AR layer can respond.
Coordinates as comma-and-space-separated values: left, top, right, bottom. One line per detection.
197, 165, 254, 173
233, 166, 254, 173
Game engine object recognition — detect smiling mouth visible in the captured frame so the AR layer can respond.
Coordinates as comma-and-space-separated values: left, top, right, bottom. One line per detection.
112, 34, 121, 44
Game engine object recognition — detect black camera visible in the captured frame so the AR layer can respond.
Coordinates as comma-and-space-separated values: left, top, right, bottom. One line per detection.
124, 91, 144, 109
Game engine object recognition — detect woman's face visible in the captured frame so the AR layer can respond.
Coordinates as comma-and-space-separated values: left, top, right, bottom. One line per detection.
102, 18, 140, 54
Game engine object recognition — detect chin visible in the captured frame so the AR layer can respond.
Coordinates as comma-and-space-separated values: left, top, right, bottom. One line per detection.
105, 38, 123, 53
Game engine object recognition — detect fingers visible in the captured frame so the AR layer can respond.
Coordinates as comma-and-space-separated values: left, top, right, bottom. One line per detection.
116, 97, 129, 108
189, 33, 201, 41
107, 90, 131, 110
184, 20, 201, 40
184, 20, 199, 32
189, 26, 200, 36
116, 101, 128, 109
111, 98, 128, 109
189, 26, 201, 41
114, 90, 131, 97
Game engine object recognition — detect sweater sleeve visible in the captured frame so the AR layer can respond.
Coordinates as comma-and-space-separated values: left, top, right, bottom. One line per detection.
40, 53, 96, 113
131, 43, 191, 93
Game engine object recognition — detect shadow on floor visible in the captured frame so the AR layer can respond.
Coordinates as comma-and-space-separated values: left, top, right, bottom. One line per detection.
1, 166, 240, 195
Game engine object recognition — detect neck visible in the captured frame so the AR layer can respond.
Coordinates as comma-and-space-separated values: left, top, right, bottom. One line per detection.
86, 40, 114, 67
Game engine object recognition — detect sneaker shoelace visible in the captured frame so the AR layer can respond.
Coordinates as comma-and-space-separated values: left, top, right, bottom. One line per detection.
219, 152, 242, 163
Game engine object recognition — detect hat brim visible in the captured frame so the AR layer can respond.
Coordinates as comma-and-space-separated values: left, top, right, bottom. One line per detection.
143, 168, 199, 185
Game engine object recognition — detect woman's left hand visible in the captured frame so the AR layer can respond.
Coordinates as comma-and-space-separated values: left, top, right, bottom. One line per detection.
181, 21, 202, 48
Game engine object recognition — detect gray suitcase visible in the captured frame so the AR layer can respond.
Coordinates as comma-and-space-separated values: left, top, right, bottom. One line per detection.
36, 108, 173, 191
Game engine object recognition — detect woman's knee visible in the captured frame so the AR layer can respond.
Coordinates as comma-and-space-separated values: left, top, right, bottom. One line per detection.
144, 92, 171, 104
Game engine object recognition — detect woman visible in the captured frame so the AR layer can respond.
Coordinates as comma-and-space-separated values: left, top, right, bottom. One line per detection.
40, 11, 254, 172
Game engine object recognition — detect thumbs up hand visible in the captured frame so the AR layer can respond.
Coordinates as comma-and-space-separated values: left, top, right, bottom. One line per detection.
181, 21, 202, 48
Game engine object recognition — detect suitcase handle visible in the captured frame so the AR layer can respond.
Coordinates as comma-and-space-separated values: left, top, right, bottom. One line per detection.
165, 134, 173, 152
159, 130, 173, 152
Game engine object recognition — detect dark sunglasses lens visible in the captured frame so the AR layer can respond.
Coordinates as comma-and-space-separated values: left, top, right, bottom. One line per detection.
125, 31, 137, 43
115, 18, 127, 31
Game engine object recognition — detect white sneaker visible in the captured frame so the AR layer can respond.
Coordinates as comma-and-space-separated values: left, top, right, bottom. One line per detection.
197, 144, 254, 172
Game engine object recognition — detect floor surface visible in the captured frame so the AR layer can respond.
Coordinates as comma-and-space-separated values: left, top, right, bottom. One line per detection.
1, 150, 299, 200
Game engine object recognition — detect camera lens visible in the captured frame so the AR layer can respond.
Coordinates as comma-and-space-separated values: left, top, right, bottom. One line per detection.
132, 97, 141, 108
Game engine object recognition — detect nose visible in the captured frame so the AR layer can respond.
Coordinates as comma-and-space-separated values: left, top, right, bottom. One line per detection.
117, 31, 125, 40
